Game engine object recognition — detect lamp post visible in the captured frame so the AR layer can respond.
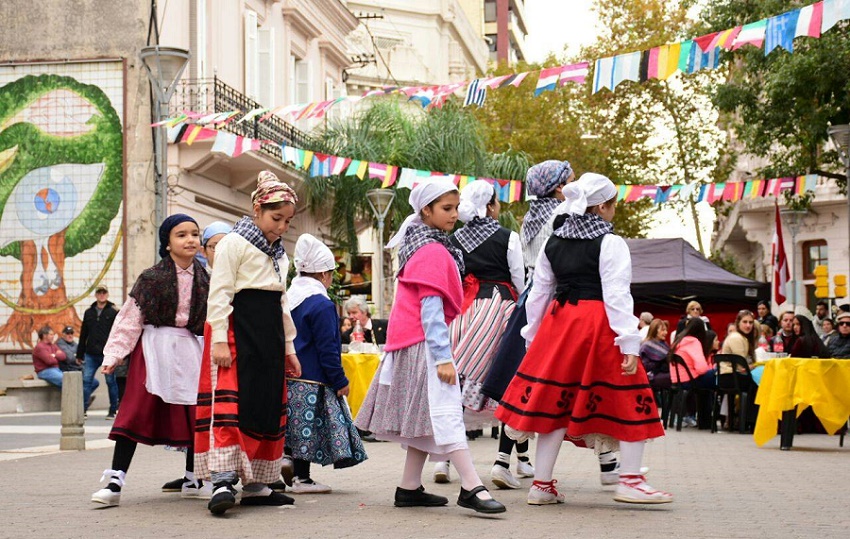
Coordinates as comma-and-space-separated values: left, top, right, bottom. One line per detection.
780, 209, 808, 309
140, 45, 191, 258
828, 124, 850, 304
366, 189, 396, 318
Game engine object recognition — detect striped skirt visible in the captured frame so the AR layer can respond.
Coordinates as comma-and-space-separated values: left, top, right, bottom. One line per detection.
450, 289, 515, 411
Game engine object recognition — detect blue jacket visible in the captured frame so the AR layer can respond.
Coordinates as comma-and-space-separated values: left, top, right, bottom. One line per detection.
292, 294, 348, 391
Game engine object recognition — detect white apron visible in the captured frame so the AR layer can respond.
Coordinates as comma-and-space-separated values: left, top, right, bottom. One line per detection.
141, 325, 202, 405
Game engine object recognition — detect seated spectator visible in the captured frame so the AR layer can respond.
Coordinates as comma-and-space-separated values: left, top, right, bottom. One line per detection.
721, 310, 757, 371
342, 296, 387, 345
822, 318, 837, 347
706, 329, 720, 367
32, 326, 66, 388
340, 317, 352, 345
56, 326, 83, 372
638, 312, 653, 340
676, 301, 711, 334
772, 311, 797, 354
639, 319, 671, 388
670, 317, 715, 388
813, 300, 829, 337
756, 300, 779, 334
789, 315, 830, 358
827, 312, 850, 359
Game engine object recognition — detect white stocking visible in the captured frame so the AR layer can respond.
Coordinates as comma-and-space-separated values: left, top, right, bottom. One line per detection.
619, 440, 645, 475
400, 447, 428, 490
448, 448, 491, 500
534, 428, 566, 482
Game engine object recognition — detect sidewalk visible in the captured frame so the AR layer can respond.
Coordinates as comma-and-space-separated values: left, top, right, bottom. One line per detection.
1, 419, 847, 538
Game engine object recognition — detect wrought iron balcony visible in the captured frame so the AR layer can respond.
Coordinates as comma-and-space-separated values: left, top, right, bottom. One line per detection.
169, 76, 315, 163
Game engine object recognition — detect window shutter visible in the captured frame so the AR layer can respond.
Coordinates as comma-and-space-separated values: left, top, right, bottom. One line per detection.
257, 27, 274, 105
244, 10, 258, 99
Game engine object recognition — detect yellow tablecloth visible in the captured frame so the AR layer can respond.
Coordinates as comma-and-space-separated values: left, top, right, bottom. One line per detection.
753, 358, 850, 446
341, 353, 381, 420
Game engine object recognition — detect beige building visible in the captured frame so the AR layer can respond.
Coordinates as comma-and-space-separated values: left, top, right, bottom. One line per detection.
459, 0, 529, 65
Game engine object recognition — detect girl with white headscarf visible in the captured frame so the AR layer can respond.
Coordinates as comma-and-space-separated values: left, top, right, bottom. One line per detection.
283, 234, 367, 495
431, 180, 527, 489
355, 179, 506, 514
495, 173, 672, 506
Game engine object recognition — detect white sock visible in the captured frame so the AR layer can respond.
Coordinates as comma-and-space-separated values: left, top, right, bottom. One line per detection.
534, 428, 566, 482
184, 470, 196, 483
619, 441, 645, 475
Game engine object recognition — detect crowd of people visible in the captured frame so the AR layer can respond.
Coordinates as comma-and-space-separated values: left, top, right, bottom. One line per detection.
27, 164, 850, 516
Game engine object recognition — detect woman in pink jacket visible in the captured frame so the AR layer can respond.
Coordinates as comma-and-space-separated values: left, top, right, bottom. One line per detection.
669, 317, 715, 388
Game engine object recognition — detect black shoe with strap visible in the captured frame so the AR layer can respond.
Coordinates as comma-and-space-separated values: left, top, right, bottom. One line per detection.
457, 486, 506, 514
208, 483, 237, 515
162, 477, 186, 492
241, 491, 294, 506
394, 485, 448, 507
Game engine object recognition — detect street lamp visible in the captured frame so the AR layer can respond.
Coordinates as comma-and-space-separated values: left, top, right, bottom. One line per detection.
781, 208, 808, 309
366, 189, 395, 318
140, 45, 191, 258
828, 124, 850, 304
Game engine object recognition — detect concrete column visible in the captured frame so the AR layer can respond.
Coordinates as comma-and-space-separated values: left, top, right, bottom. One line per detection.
60, 371, 86, 451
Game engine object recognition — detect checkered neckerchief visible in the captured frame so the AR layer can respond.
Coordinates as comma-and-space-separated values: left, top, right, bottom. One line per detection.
232, 216, 286, 277
552, 212, 613, 240
397, 222, 465, 274
452, 216, 500, 253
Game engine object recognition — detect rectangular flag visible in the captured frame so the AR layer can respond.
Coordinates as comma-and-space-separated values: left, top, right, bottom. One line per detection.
710, 26, 743, 50
329, 156, 351, 176
822, 0, 850, 33
796, 1, 824, 37
732, 19, 768, 50
534, 67, 564, 96
612, 51, 642, 89
772, 202, 790, 305
211, 131, 238, 155
309, 154, 331, 177
765, 9, 801, 54
464, 79, 487, 107
559, 62, 589, 86
592, 57, 615, 93
345, 159, 368, 179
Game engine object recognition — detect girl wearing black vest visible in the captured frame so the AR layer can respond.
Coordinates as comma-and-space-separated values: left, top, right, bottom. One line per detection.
495, 173, 672, 506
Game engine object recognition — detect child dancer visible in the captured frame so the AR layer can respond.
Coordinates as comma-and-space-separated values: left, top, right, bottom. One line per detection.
496, 173, 672, 505
91, 214, 209, 506
355, 179, 506, 514
431, 180, 524, 488
285, 234, 367, 494
194, 171, 302, 515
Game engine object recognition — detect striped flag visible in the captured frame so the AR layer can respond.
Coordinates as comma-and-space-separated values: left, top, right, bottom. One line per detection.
534, 66, 564, 96
309, 154, 331, 177
559, 62, 589, 86
463, 79, 487, 107
329, 156, 351, 175
772, 202, 790, 305
796, 1, 823, 37
732, 20, 768, 50
710, 26, 743, 50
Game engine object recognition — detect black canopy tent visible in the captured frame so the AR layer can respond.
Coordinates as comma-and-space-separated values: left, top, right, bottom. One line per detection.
625, 238, 769, 307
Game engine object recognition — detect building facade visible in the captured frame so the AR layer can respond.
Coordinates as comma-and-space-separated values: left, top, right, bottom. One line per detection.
458, 0, 528, 65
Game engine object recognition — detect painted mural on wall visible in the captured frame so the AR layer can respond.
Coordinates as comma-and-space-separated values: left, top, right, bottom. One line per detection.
0, 62, 124, 350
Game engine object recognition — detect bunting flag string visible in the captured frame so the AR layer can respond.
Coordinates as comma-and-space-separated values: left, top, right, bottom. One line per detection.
169, 123, 824, 207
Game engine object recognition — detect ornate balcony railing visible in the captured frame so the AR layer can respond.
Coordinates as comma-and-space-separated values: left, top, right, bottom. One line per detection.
169, 76, 315, 163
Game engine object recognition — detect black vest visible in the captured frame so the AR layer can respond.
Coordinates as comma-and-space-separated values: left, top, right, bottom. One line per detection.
451, 227, 514, 300
544, 234, 605, 305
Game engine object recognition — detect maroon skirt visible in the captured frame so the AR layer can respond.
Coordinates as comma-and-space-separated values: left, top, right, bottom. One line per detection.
495, 299, 664, 443
109, 338, 195, 447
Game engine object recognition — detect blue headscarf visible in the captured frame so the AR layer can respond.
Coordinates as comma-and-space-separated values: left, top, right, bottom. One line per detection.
159, 214, 198, 258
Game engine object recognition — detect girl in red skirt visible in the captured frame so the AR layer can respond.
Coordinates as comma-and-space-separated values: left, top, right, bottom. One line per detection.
496, 173, 672, 505
194, 171, 302, 515
92, 214, 209, 506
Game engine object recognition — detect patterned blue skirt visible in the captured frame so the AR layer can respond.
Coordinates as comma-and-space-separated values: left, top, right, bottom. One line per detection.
286, 379, 368, 468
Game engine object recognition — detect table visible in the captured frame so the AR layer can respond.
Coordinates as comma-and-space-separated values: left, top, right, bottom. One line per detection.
341, 353, 381, 419
753, 357, 850, 449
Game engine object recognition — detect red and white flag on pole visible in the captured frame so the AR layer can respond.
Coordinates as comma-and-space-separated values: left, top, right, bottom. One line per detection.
772, 202, 790, 305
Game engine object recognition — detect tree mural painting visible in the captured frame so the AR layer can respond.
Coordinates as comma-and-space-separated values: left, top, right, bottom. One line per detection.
0, 74, 123, 349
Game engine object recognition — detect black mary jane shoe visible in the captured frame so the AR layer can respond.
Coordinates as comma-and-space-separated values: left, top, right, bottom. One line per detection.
457, 485, 506, 514
240, 491, 295, 506
394, 485, 449, 507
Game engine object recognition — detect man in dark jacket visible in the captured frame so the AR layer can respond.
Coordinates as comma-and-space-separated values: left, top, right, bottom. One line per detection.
77, 285, 119, 418
828, 312, 850, 359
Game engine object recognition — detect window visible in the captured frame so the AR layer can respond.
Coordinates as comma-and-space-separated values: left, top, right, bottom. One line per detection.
802, 240, 828, 279
257, 27, 275, 105
244, 10, 258, 99
484, 1, 497, 22
289, 56, 311, 104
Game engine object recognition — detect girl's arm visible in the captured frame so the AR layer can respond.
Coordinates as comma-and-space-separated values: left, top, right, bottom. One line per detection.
507, 231, 526, 295
207, 236, 242, 344
420, 296, 453, 364
521, 245, 557, 343
599, 235, 641, 356
312, 303, 348, 391
102, 299, 144, 367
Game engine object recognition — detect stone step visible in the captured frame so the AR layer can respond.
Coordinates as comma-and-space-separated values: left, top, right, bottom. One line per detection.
0, 395, 23, 414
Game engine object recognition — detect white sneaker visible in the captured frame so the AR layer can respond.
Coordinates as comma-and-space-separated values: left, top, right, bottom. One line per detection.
527, 480, 565, 505
601, 464, 650, 486
516, 459, 535, 478
291, 478, 332, 494
490, 465, 521, 489
613, 475, 672, 504
181, 480, 213, 499
433, 461, 451, 484
92, 469, 124, 506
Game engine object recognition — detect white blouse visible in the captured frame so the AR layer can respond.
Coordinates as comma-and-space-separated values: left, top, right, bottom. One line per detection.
521, 215, 555, 273
521, 233, 641, 356
207, 233, 297, 355
506, 231, 526, 295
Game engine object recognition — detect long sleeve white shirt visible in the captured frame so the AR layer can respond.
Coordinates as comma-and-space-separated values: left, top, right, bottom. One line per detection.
506, 231, 526, 295
521, 233, 641, 356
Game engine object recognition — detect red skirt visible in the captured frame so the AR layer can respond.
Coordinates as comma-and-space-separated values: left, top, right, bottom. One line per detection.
495, 299, 664, 443
109, 339, 195, 447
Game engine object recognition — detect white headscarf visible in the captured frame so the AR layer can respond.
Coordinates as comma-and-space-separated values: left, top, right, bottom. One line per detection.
555, 173, 618, 216
386, 178, 459, 249
294, 234, 335, 274
457, 180, 495, 223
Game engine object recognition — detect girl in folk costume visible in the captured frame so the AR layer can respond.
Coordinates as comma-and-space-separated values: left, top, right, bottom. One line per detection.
91, 214, 210, 506
285, 234, 367, 494
355, 179, 506, 514
194, 171, 302, 515
430, 180, 525, 488
496, 173, 672, 505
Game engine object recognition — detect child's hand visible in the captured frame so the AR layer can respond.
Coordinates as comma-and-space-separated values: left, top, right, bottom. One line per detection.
212, 342, 232, 367
436, 363, 456, 385
621, 354, 638, 376
285, 354, 301, 378
336, 384, 350, 397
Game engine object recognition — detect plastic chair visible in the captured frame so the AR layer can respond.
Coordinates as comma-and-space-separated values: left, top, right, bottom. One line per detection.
667, 354, 709, 432
711, 354, 754, 434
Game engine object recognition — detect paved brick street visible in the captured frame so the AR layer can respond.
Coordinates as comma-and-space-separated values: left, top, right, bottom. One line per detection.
1, 412, 848, 539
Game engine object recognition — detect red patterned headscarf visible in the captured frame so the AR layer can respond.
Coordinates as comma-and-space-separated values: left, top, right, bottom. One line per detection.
251, 170, 298, 206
